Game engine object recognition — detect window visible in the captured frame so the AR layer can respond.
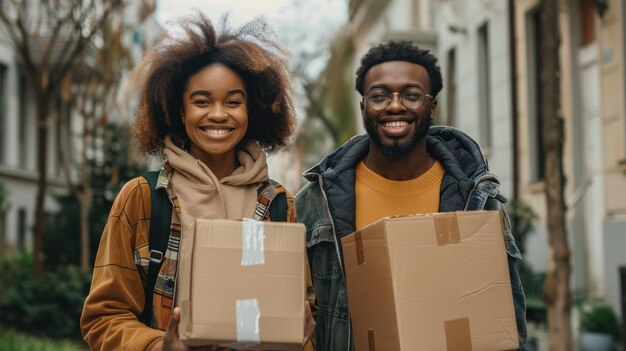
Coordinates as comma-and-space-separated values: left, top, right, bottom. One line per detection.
0, 64, 7, 164
526, 7, 546, 181
623, 0, 626, 157
477, 22, 492, 150
53, 97, 70, 178
446, 48, 457, 126
17, 208, 26, 251
18, 73, 27, 168
55, 99, 63, 177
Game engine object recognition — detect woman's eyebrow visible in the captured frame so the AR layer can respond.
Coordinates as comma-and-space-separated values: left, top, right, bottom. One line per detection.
189, 90, 210, 99
188, 89, 246, 99
227, 89, 246, 97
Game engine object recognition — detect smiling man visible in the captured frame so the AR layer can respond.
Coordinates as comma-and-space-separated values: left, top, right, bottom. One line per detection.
295, 40, 527, 350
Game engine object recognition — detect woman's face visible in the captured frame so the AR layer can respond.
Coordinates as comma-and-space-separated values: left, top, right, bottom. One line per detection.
181, 63, 248, 159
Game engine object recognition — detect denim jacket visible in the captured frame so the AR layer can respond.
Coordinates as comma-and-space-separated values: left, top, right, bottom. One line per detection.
295, 126, 527, 351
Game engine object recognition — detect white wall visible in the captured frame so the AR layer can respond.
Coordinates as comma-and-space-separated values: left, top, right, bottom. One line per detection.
435, 0, 514, 198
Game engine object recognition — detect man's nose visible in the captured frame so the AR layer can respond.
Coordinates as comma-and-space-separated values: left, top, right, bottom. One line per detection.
386, 92, 406, 112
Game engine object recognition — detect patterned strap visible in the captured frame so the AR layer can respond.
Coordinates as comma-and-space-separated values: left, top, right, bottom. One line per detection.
254, 181, 279, 221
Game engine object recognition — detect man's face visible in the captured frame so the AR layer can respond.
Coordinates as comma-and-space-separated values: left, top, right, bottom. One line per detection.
361, 61, 436, 160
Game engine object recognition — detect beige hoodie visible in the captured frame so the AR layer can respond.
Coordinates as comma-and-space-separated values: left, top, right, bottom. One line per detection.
164, 135, 269, 230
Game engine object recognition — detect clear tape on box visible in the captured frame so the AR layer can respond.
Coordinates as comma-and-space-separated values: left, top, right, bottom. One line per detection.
241, 218, 265, 266
235, 298, 261, 345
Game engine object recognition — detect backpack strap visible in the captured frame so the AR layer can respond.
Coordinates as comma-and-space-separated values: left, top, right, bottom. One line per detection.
268, 180, 287, 222
255, 180, 288, 222
141, 170, 172, 326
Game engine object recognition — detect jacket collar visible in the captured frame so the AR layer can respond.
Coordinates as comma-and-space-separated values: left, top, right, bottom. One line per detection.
303, 126, 490, 182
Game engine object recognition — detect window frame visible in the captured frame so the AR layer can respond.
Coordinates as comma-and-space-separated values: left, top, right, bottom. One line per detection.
477, 21, 493, 152
525, 6, 547, 182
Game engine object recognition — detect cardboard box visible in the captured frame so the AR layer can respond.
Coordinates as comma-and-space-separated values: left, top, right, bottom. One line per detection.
178, 219, 306, 350
341, 211, 519, 351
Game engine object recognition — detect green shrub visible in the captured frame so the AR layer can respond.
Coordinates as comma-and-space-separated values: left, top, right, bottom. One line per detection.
507, 199, 537, 257
0, 330, 86, 351
580, 302, 620, 337
0, 252, 91, 340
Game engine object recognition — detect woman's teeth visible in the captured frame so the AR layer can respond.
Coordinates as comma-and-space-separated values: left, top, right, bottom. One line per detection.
203, 128, 230, 135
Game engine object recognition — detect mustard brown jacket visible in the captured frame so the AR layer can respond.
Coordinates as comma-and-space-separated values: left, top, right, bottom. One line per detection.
80, 165, 299, 351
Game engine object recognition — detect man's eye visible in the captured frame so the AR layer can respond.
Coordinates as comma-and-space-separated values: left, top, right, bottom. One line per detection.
370, 94, 388, 101
403, 94, 422, 101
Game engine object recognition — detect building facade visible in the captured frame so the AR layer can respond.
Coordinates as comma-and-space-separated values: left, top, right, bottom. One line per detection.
513, 0, 626, 320
434, 0, 516, 198
0, 1, 162, 253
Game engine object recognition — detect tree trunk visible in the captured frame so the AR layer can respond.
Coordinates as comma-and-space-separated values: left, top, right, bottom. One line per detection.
540, 0, 573, 350
79, 189, 91, 272
33, 105, 49, 278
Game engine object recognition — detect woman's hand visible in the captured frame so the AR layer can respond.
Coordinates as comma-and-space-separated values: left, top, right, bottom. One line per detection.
163, 307, 190, 351
303, 301, 316, 348
163, 308, 227, 351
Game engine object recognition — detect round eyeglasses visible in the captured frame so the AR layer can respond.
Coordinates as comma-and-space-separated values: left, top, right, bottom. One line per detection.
364, 87, 434, 111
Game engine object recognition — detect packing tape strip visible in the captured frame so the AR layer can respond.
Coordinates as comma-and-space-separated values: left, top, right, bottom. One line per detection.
444, 317, 472, 351
368, 329, 376, 351
434, 213, 461, 246
236, 298, 261, 345
356, 231, 365, 265
241, 218, 265, 266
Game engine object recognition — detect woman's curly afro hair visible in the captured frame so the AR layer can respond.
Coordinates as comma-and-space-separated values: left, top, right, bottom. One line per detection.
129, 13, 296, 155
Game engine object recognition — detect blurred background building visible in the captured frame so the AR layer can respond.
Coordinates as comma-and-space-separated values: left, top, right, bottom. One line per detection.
0, 1, 162, 254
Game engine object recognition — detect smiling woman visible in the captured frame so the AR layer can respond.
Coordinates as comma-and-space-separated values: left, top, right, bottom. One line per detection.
130, 13, 295, 158
182, 64, 250, 179
79, 12, 315, 351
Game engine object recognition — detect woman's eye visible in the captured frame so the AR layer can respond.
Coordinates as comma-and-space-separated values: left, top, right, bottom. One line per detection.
193, 99, 210, 106
226, 99, 243, 107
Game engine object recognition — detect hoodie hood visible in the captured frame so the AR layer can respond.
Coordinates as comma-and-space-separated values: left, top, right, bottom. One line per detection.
164, 135, 269, 222
221, 141, 269, 186
164, 136, 268, 188
304, 126, 490, 184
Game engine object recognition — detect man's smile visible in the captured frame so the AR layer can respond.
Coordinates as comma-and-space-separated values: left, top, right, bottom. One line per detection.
378, 118, 415, 138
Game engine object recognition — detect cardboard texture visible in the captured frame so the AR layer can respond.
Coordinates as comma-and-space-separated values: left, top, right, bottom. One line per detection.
341, 211, 519, 351
178, 219, 306, 350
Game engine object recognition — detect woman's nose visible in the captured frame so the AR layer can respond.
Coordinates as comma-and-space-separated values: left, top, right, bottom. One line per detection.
208, 106, 228, 121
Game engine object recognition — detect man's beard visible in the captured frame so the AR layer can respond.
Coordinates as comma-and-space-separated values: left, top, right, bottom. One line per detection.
363, 114, 432, 160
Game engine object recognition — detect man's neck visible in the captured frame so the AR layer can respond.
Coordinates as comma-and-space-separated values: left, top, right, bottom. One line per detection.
362, 140, 435, 181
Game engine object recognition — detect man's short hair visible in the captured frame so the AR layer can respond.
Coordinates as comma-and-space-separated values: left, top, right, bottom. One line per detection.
355, 40, 443, 97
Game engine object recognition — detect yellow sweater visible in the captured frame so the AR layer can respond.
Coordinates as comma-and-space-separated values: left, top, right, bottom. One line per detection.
355, 160, 445, 230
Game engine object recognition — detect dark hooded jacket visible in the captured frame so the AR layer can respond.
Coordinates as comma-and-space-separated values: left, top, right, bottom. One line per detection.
295, 126, 527, 351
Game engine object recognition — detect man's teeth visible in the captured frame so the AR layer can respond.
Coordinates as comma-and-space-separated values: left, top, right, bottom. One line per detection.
383, 121, 409, 128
